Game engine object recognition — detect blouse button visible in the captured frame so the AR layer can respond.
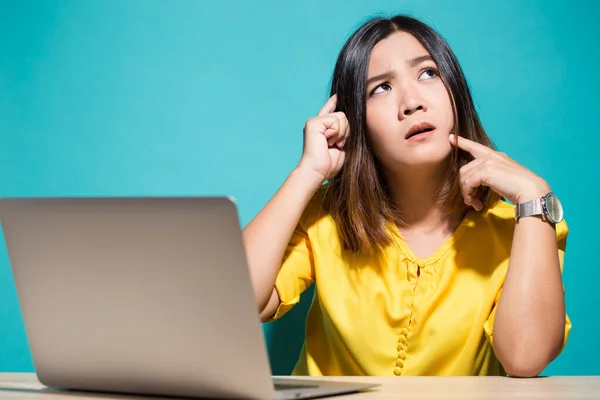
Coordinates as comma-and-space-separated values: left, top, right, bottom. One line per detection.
393, 367, 402, 376
396, 342, 404, 352
395, 359, 405, 368
398, 350, 406, 359
400, 328, 409, 336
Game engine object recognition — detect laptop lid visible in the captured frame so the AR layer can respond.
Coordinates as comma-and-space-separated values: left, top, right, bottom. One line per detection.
0, 197, 275, 400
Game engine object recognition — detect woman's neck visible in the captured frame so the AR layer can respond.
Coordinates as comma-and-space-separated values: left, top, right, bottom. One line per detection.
382, 163, 463, 236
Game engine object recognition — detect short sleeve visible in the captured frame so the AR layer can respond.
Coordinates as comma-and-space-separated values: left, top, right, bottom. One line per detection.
483, 218, 571, 351
263, 215, 316, 322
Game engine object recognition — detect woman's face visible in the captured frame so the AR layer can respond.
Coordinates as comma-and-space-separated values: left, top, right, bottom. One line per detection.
365, 31, 454, 172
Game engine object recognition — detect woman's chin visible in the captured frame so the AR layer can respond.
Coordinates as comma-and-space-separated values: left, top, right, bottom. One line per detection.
388, 149, 453, 171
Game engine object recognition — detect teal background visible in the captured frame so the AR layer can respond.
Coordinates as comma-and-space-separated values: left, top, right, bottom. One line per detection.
1, 0, 597, 375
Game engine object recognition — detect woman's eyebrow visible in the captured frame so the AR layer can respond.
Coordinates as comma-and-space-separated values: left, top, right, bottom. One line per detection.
406, 55, 434, 67
366, 55, 434, 86
366, 70, 396, 86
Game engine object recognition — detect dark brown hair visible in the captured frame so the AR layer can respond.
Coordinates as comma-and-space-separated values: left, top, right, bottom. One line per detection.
325, 14, 501, 255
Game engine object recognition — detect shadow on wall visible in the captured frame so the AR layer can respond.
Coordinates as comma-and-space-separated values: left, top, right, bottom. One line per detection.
265, 286, 315, 375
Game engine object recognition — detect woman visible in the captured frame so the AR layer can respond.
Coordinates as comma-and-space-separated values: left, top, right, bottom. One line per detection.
242, 14, 570, 377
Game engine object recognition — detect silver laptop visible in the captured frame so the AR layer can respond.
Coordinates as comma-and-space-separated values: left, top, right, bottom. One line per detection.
0, 197, 377, 400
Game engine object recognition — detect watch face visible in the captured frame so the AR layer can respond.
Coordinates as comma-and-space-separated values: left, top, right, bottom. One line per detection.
545, 193, 564, 223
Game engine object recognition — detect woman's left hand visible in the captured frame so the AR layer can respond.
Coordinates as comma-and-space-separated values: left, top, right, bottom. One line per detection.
449, 134, 551, 211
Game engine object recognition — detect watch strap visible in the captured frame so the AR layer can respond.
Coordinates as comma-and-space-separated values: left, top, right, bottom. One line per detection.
515, 198, 544, 220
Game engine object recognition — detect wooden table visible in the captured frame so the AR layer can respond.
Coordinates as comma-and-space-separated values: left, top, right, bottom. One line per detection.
0, 373, 598, 399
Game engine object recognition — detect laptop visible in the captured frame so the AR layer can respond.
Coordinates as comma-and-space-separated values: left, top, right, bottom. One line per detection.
0, 197, 378, 400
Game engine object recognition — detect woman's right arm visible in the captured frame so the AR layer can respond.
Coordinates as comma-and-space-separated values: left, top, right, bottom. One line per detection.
242, 95, 349, 320
243, 167, 323, 321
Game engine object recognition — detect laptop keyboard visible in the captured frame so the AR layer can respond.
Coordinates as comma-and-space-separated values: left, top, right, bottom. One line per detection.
274, 383, 319, 391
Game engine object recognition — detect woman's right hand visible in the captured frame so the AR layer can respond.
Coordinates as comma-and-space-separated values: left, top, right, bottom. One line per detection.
297, 94, 350, 183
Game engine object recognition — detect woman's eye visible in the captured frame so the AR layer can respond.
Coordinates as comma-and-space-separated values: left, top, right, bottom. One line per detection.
371, 83, 392, 95
419, 68, 438, 80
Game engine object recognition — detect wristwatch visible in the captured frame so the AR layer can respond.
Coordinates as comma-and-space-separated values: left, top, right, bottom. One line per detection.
515, 192, 564, 224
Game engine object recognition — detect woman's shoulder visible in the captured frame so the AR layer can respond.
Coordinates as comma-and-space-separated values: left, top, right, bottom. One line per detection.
478, 198, 569, 241
298, 184, 336, 231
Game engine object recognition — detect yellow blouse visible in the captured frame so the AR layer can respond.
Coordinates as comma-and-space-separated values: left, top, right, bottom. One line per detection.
266, 194, 571, 376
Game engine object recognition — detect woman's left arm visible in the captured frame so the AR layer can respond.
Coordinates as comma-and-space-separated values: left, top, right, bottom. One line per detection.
449, 134, 566, 378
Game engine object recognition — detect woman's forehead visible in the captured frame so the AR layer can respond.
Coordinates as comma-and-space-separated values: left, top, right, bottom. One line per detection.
368, 32, 431, 73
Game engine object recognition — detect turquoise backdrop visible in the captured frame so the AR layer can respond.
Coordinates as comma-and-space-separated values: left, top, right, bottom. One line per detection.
1, 0, 597, 375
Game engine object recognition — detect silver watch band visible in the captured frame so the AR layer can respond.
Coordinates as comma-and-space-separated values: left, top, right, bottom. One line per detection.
515, 198, 543, 220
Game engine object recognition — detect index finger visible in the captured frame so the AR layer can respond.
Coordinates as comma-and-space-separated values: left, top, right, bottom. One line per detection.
317, 94, 338, 117
450, 134, 492, 158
